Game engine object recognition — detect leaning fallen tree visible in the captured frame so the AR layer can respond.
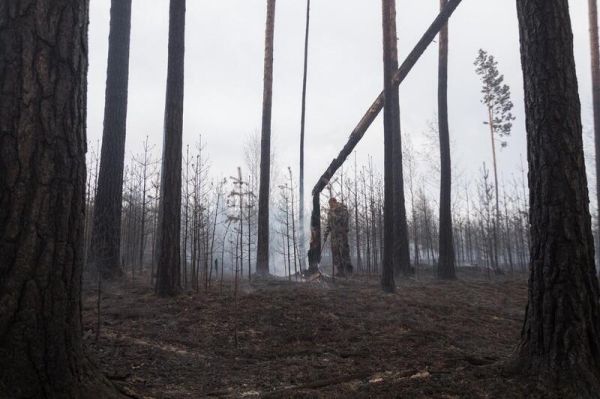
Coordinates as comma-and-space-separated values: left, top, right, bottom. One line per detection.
307, 0, 463, 273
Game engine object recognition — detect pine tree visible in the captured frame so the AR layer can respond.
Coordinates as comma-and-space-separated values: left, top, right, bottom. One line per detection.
0, 1, 120, 396
89, 0, 133, 279
437, 0, 456, 279
256, 0, 277, 275
156, 0, 186, 297
381, 0, 399, 292
474, 49, 515, 273
515, 0, 600, 395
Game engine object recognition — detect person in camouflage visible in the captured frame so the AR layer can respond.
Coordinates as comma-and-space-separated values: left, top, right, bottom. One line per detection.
326, 198, 353, 276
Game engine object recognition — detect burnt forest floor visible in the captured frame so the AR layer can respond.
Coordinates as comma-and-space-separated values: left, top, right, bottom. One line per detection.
82, 267, 544, 398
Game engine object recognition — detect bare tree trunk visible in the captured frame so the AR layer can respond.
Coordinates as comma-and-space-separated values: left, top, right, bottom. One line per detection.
138, 136, 152, 273
381, 0, 399, 292
89, 0, 133, 279
208, 189, 221, 286
204, 215, 210, 290
256, 0, 277, 275
378, 185, 385, 274
150, 179, 160, 285
282, 232, 289, 280
233, 233, 240, 348
502, 182, 515, 273
487, 107, 501, 273
437, 0, 456, 279
126, 178, 136, 279
285, 194, 292, 278
191, 203, 197, 290
182, 145, 190, 288
465, 185, 473, 265
388, 15, 412, 279
514, 0, 600, 394
369, 160, 379, 273
407, 158, 420, 267
299, 0, 311, 272
247, 189, 252, 281
0, 1, 120, 395
156, 0, 186, 297
353, 153, 363, 272
308, 193, 322, 272
363, 170, 372, 276
290, 170, 300, 277
221, 221, 231, 291
238, 167, 244, 281
191, 156, 200, 291
85, 141, 100, 266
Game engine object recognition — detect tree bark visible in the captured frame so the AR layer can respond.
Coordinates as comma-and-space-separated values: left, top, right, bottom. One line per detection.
381, 0, 398, 292
437, 0, 456, 279
256, 0, 277, 275
89, 0, 133, 279
299, 0, 310, 272
0, 1, 121, 396
156, 0, 186, 297
389, 3, 412, 279
308, 193, 322, 272
514, 0, 600, 395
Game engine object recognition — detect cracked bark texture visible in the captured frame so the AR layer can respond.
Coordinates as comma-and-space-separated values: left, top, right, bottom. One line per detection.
155, 0, 186, 297
0, 0, 121, 397
515, 0, 600, 396
88, 0, 132, 280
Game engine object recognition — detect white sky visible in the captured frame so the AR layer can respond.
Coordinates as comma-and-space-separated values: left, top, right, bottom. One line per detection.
86, 0, 594, 204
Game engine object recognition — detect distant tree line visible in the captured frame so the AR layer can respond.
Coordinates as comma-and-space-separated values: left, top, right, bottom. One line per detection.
83, 128, 533, 285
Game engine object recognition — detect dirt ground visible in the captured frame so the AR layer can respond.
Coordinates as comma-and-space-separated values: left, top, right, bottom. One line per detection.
82, 268, 540, 398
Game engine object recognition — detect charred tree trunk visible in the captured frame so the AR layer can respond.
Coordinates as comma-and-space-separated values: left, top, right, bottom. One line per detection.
382, 0, 397, 291
89, 0, 132, 279
502, 184, 515, 273
437, 0, 456, 279
486, 107, 501, 273
387, 6, 412, 279
256, 0, 277, 275
156, 0, 186, 297
0, 1, 120, 396
299, 0, 310, 272
363, 176, 372, 275
182, 146, 190, 288
353, 153, 363, 271
514, 0, 600, 395
289, 170, 300, 276
308, 193, 321, 272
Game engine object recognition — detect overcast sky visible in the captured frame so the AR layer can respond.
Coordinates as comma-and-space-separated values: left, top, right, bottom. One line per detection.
86, 0, 594, 203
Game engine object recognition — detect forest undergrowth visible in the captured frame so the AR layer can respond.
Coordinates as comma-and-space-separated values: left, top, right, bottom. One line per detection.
83, 268, 537, 398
